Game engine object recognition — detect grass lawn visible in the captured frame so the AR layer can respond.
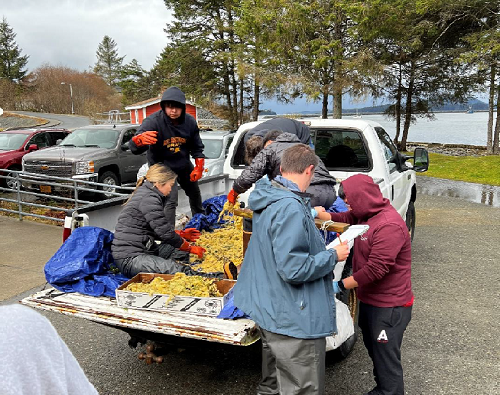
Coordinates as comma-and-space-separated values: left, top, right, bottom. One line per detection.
418, 152, 500, 186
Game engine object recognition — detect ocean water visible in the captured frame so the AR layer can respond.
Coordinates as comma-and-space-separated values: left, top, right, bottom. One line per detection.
348, 111, 497, 146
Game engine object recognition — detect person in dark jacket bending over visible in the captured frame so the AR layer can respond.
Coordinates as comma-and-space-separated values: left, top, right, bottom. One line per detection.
129, 86, 205, 224
234, 144, 350, 395
112, 163, 213, 278
228, 130, 337, 209
318, 174, 413, 395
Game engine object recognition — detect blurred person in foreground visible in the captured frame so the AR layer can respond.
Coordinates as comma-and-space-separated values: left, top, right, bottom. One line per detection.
317, 174, 413, 395
0, 304, 98, 395
234, 144, 350, 395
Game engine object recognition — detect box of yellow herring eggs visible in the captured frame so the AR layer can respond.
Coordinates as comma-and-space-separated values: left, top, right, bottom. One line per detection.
116, 272, 236, 316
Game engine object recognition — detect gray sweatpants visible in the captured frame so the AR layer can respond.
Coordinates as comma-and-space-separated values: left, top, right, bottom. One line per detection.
258, 328, 326, 395
116, 243, 222, 279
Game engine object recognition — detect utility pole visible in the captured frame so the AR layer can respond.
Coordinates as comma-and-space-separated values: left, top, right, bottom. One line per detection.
61, 82, 74, 114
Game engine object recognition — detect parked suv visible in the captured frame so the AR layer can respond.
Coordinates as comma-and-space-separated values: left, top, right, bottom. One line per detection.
22, 124, 146, 197
0, 128, 70, 190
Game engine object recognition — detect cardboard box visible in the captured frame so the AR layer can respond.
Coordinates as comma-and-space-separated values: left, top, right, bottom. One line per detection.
115, 273, 235, 316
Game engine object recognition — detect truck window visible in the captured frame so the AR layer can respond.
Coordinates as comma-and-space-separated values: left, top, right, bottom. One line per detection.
230, 132, 249, 168
121, 128, 137, 145
28, 132, 51, 148
311, 128, 371, 170
375, 127, 398, 173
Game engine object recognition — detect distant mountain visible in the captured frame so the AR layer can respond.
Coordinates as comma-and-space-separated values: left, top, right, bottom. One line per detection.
343, 98, 489, 114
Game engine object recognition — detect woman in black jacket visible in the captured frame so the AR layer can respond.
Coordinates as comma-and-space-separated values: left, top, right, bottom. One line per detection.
111, 163, 210, 278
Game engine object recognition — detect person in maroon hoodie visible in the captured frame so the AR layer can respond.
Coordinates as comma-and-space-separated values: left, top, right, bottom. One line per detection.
325, 174, 413, 395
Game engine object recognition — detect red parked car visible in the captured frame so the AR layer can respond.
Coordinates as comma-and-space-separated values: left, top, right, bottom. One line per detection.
0, 128, 70, 190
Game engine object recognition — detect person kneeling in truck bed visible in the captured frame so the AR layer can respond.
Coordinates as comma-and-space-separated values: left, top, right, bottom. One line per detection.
111, 163, 223, 278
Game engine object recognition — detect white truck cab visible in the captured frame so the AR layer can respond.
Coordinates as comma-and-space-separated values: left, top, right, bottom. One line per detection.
224, 118, 429, 238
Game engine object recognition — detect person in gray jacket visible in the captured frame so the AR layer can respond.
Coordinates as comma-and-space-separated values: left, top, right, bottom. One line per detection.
227, 131, 337, 209
111, 163, 213, 278
233, 144, 350, 395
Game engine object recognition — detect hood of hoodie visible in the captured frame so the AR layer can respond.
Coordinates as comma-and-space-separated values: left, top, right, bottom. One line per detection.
342, 174, 391, 220
249, 177, 301, 213
274, 132, 301, 144
160, 86, 186, 122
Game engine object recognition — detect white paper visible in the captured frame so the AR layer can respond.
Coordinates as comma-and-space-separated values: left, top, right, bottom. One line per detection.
326, 224, 370, 250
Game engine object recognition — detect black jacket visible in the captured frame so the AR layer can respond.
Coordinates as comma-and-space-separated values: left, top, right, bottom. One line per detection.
233, 133, 336, 194
243, 118, 312, 145
111, 180, 184, 261
129, 87, 204, 174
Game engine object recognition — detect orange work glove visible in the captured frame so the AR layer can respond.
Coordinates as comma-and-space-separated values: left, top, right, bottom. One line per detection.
131, 131, 158, 147
190, 158, 205, 182
179, 240, 206, 259
227, 189, 238, 205
176, 228, 201, 242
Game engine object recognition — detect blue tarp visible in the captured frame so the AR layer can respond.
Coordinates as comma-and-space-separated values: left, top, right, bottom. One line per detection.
44, 227, 128, 297
184, 195, 231, 231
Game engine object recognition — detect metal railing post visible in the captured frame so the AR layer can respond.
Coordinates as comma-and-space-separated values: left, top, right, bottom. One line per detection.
74, 179, 79, 210
16, 172, 23, 221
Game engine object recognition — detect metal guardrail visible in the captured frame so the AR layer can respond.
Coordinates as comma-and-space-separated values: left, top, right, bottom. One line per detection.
0, 169, 133, 223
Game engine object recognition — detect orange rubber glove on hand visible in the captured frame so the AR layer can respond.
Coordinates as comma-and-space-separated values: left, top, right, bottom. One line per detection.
190, 158, 205, 182
179, 240, 206, 259
176, 228, 201, 242
131, 131, 158, 147
227, 189, 238, 205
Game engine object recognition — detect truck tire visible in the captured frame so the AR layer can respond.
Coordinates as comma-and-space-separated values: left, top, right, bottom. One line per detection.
98, 171, 119, 199
405, 201, 416, 241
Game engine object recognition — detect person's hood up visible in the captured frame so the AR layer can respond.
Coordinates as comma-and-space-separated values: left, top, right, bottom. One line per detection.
249, 177, 301, 213
274, 132, 301, 144
342, 174, 391, 220
160, 86, 186, 121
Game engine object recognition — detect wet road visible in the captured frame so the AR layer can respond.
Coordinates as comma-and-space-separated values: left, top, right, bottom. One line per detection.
417, 176, 500, 208
13, 111, 90, 130
3, 190, 499, 395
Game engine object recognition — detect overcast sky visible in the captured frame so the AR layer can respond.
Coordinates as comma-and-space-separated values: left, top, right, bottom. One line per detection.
2, 0, 172, 72
2, 0, 383, 113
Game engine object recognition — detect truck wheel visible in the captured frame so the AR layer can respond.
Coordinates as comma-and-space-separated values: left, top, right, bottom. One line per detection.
98, 171, 119, 198
405, 201, 416, 241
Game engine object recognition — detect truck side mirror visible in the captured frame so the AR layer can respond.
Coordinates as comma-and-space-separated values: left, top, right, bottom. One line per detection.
413, 147, 429, 172
121, 143, 130, 151
28, 144, 39, 151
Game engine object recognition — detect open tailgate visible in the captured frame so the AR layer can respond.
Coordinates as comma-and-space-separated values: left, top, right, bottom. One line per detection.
21, 288, 260, 346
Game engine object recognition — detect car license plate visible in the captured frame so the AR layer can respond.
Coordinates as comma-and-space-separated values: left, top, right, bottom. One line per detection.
40, 185, 52, 193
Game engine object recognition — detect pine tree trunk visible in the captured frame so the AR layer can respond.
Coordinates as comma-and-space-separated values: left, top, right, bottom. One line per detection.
333, 84, 342, 119
321, 88, 328, 119
394, 64, 403, 144
487, 64, 495, 154
253, 80, 260, 121
493, 76, 500, 154
401, 63, 414, 152
239, 79, 244, 125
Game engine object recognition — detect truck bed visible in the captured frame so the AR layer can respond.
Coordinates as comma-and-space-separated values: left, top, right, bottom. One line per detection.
21, 288, 260, 346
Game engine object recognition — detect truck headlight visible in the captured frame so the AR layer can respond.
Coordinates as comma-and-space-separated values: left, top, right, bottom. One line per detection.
75, 161, 95, 174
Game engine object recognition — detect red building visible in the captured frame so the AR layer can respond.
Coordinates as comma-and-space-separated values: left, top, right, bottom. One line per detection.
125, 96, 198, 124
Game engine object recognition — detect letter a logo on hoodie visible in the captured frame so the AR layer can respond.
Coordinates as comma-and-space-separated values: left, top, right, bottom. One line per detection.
377, 330, 388, 343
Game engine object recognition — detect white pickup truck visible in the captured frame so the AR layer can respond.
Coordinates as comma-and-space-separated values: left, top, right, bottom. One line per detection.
21, 118, 428, 363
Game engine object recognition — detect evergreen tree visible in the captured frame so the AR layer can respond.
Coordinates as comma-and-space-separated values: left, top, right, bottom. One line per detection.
93, 35, 125, 87
0, 17, 29, 82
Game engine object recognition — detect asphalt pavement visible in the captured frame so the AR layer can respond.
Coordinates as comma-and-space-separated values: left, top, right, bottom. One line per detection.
1, 191, 499, 394
12, 111, 91, 130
